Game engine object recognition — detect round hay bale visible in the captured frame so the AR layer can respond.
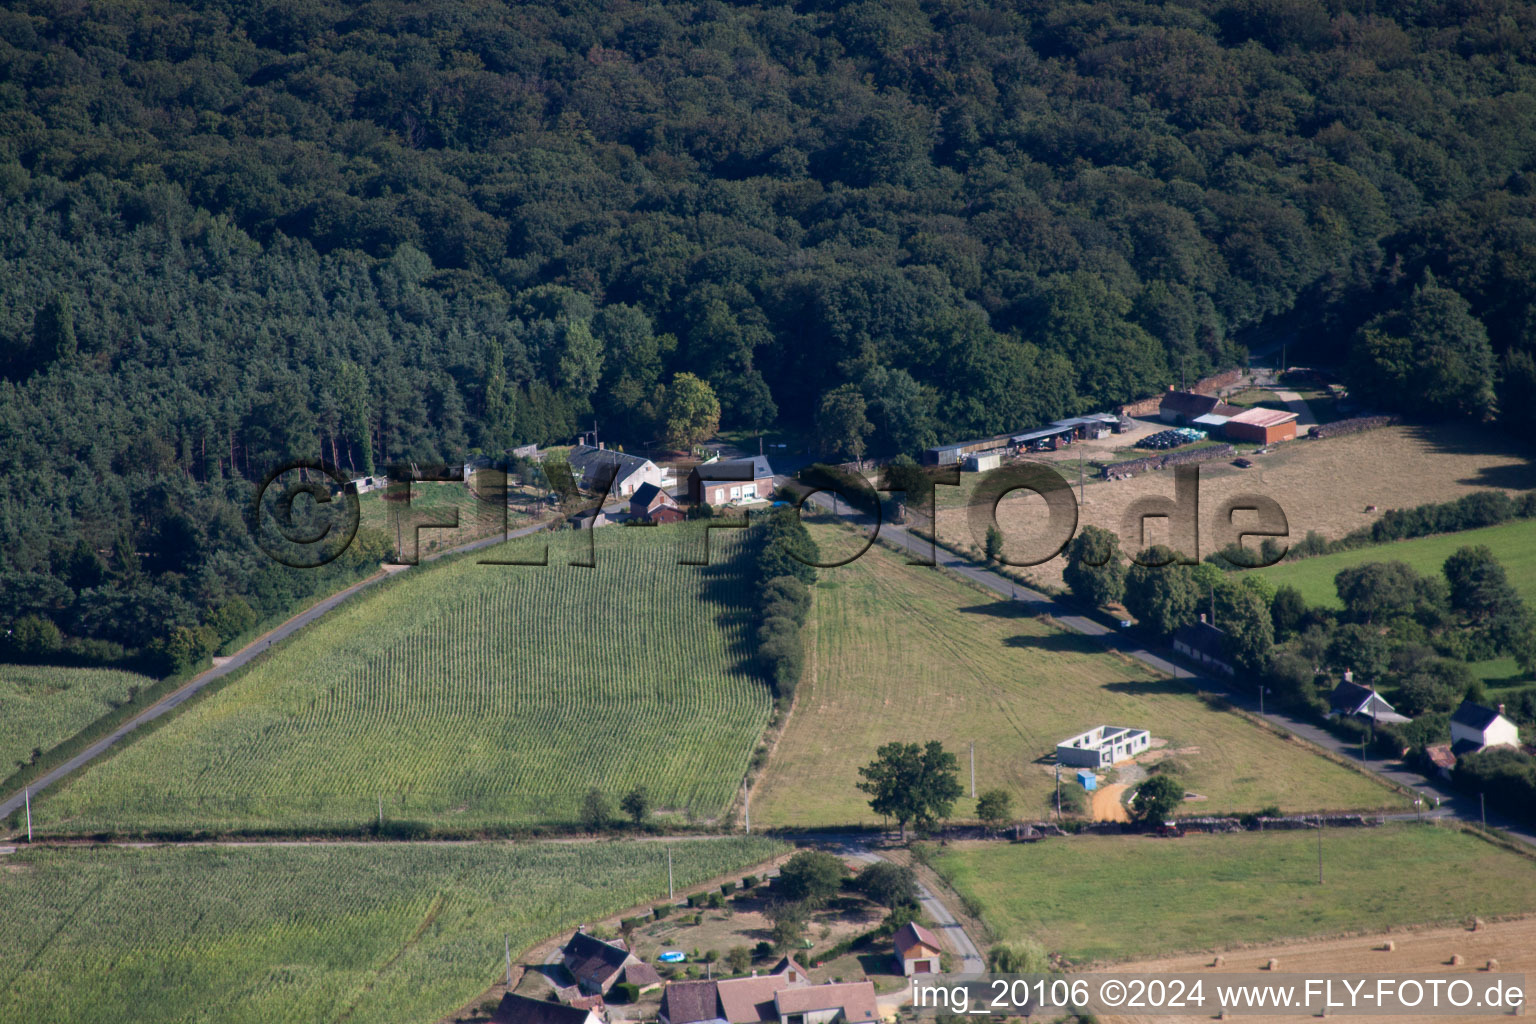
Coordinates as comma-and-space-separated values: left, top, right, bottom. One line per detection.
1486, 958, 1499, 972
1212, 955, 1224, 967
1449, 954, 1463, 966
1266, 958, 1279, 971
1471, 916, 1484, 931
1381, 940, 1395, 952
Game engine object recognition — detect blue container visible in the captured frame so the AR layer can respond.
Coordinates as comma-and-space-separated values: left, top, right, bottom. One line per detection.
1076, 770, 1097, 791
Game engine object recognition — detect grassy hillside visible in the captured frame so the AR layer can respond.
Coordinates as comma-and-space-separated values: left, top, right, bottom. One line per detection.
0, 664, 155, 776
750, 539, 1400, 827
0, 836, 784, 1024
931, 826, 1536, 964
1256, 519, 1536, 609
30, 527, 771, 834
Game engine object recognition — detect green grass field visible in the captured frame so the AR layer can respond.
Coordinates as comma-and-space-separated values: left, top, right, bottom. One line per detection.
931, 825, 1536, 963
31, 526, 772, 834
750, 538, 1401, 827
1256, 519, 1536, 609
0, 664, 156, 776
0, 836, 784, 1024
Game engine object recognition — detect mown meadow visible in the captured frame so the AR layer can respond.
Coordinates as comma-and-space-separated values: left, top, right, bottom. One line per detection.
29, 527, 771, 834
0, 836, 785, 1023
930, 825, 1536, 964
751, 538, 1401, 827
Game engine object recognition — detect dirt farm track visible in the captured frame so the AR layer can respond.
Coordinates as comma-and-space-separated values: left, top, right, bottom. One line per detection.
1101, 916, 1536, 1024
936, 422, 1536, 592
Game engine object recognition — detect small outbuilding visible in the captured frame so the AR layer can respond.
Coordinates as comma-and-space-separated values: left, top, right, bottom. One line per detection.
963, 452, 1001, 472
1077, 769, 1097, 791
892, 921, 943, 976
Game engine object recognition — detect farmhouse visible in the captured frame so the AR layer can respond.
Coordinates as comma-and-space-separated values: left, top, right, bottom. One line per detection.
772, 981, 879, 1024
1223, 407, 1299, 445
1056, 725, 1151, 768
1160, 390, 1221, 424
1450, 701, 1521, 755
1171, 618, 1235, 676
561, 930, 662, 997
892, 921, 943, 975
494, 994, 608, 1024
492, 994, 604, 1024
568, 444, 665, 498
630, 481, 680, 520
688, 456, 774, 506
1328, 677, 1409, 725
659, 958, 809, 1024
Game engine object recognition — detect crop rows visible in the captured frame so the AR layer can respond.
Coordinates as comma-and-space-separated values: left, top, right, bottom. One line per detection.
0, 836, 785, 1023
0, 665, 153, 776
35, 527, 772, 833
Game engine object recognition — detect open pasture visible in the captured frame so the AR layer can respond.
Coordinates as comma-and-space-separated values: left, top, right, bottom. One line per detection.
748, 542, 1401, 828
929, 825, 1536, 965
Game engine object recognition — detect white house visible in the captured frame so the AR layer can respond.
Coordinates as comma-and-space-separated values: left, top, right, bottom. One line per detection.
1450, 701, 1520, 755
1056, 725, 1151, 768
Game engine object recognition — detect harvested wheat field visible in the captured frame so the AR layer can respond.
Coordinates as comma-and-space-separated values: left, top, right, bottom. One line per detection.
1102, 916, 1536, 1024
934, 422, 1536, 592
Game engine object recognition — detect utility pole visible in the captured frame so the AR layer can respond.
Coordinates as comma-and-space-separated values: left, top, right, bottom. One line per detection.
1054, 764, 1061, 822
970, 742, 976, 798
667, 846, 674, 899
1317, 816, 1324, 885
378, 796, 383, 829
505, 935, 513, 989
744, 784, 750, 834
25, 787, 32, 843
1078, 460, 1085, 505
1480, 792, 1486, 829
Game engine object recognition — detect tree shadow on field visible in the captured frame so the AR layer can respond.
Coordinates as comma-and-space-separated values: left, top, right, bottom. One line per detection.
1102, 678, 1201, 696
956, 601, 1035, 619
695, 537, 763, 680
1402, 424, 1536, 490
1003, 632, 1099, 654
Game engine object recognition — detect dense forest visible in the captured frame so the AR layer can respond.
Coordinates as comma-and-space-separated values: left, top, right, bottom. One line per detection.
3, 0, 1536, 666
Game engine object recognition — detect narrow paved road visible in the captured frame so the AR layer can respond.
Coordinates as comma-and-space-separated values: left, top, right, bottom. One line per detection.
0, 517, 553, 823
791, 481, 1536, 850
839, 843, 986, 974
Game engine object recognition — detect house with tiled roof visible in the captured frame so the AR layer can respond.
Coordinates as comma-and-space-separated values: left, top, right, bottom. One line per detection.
892, 921, 943, 975
561, 931, 662, 997
658, 958, 809, 1024
773, 980, 879, 1024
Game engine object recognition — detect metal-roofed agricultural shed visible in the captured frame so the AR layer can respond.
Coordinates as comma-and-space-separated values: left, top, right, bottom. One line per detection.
1224, 407, 1298, 445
